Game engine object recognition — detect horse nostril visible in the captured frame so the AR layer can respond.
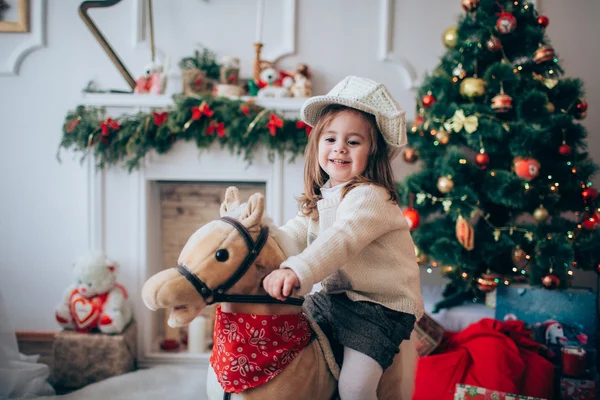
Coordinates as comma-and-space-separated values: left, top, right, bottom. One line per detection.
215, 249, 229, 262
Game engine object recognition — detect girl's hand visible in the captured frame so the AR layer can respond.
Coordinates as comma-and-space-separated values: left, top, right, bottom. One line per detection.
262, 269, 300, 301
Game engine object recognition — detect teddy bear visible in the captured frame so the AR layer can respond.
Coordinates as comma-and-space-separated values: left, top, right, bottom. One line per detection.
256, 67, 293, 98
290, 64, 312, 98
134, 60, 168, 95
55, 252, 133, 334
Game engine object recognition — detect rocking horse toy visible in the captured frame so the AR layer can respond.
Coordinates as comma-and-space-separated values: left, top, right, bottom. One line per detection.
142, 187, 417, 400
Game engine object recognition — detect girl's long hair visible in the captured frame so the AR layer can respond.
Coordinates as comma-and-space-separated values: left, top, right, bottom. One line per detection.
298, 105, 399, 220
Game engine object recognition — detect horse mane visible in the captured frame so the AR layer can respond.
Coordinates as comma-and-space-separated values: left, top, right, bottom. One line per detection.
223, 202, 301, 259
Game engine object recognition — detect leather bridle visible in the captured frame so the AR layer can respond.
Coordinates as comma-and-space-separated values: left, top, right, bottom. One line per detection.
176, 216, 304, 306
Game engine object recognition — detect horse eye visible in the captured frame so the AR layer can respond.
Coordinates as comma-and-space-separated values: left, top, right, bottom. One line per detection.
215, 249, 229, 262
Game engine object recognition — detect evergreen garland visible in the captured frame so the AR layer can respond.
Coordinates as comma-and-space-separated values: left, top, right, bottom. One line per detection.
58, 95, 311, 171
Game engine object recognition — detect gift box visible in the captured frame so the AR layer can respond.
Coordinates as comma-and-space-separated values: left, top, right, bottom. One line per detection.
414, 312, 445, 356
560, 377, 596, 400
52, 321, 137, 390
495, 285, 596, 348
454, 384, 547, 400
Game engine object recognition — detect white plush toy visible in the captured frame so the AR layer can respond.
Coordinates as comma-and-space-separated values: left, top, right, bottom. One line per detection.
55, 252, 133, 334
134, 60, 168, 95
257, 67, 292, 98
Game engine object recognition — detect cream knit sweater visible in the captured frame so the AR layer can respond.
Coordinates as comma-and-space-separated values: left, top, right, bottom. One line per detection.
281, 184, 424, 319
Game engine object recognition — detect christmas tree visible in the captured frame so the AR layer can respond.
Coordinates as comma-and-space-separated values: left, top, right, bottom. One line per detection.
397, 0, 600, 311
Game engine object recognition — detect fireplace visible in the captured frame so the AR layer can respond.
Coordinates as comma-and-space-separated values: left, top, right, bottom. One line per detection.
83, 94, 304, 366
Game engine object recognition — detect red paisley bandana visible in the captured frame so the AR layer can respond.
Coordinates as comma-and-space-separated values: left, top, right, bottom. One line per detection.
209, 306, 313, 393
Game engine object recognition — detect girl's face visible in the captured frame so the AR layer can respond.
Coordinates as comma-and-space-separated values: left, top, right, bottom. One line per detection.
317, 110, 372, 187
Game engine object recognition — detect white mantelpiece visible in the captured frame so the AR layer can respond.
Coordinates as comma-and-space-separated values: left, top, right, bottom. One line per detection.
82, 94, 305, 366
81, 93, 306, 112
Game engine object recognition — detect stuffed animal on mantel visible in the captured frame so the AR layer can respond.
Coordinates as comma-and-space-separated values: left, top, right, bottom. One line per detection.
256, 67, 293, 98
55, 252, 133, 334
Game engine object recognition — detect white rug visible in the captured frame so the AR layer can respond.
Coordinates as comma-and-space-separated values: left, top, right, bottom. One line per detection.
34, 366, 208, 400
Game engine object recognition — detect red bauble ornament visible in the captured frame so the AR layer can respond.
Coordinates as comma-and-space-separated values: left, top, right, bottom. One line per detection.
475, 151, 490, 169
542, 274, 560, 289
496, 12, 517, 34
491, 92, 513, 113
574, 98, 588, 120
412, 115, 425, 130
559, 143, 572, 156
477, 273, 498, 292
422, 94, 436, 109
462, 0, 480, 12
533, 45, 555, 64
403, 208, 421, 231
582, 216, 596, 230
537, 15, 550, 28
513, 157, 540, 181
486, 36, 502, 52
582, 187, 598, 202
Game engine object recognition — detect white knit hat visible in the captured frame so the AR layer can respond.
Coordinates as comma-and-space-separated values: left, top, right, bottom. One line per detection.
300, 76, 407, 148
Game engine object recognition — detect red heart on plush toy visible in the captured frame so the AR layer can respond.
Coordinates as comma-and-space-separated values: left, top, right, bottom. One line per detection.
71, 295, 100, 328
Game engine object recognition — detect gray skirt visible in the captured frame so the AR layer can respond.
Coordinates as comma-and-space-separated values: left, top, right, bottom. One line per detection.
304, 291, 416, 370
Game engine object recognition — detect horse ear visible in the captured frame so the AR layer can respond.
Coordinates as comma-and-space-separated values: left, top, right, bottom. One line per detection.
240, 193, 265, 229
220, 187, 241, 217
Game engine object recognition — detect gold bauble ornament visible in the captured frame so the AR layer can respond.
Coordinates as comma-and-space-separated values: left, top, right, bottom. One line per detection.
460, 77, 486, 99
435, 129, 450, 145
442, 26, 459, 49
437, 176, 454, 194
546, 102, 555, 113
533, 205, 549, 222
402, 147, 419, 163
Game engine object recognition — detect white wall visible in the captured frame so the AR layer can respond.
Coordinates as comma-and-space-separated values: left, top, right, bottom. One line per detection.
1, 0, 598, 331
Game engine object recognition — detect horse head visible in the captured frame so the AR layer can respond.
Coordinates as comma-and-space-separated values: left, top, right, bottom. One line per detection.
142, 186, 298, 328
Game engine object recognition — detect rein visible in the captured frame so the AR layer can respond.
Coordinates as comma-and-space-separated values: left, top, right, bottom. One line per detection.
176, 216, 304, 307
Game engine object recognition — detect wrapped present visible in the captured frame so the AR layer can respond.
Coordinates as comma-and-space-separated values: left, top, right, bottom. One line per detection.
52, 321, 137, 390
495, 285, 596, 348
454, 384, 547, 399
414, 312, 445, 356
560, 377, 596, 400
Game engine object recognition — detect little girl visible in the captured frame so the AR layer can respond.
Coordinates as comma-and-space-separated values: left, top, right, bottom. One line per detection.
263, 76, 423, 400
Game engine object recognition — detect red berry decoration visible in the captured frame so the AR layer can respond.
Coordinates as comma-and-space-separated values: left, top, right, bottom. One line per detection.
559, 143, 572, 156
422, 94, 436, 109
403, 207, 421, 231
537, 15, 549, 28
475, 151, 490, 169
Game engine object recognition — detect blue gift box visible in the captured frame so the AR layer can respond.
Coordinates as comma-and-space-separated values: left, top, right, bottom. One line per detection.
495, 285, 597, 348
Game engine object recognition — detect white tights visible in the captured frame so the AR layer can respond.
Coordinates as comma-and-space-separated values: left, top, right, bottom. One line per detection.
338, 347, 383, 400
